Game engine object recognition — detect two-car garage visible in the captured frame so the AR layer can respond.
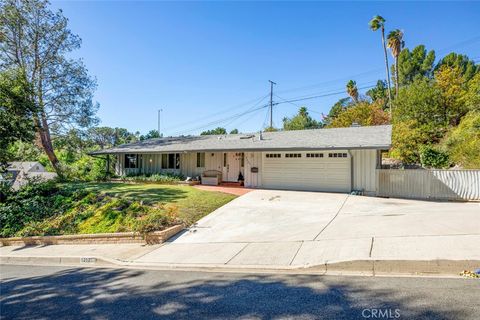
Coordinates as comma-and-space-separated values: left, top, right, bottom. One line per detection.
261, 150, 351, 192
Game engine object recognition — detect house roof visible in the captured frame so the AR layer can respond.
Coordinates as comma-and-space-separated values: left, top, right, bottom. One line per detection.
7, 161, 45, 172
90, 125, 392, 155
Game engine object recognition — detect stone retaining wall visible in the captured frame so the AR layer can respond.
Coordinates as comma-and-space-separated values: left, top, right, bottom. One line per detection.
0, 224, 184, 246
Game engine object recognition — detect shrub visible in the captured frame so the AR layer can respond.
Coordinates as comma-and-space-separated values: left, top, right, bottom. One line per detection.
0, 180, 81, 237
134, 205, 179, 234
442, 111, 480, 168
419, 145, 450, 168
122, 173, 184, 184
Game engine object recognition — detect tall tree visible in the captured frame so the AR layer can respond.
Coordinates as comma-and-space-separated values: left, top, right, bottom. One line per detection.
346, 80, 359, 103
0, 69, 37, 169
369, 15, 393, 111
435, 52, 479, 81
140, 129, 161, 140
282, 107, 321, 130
387, 29, 405, 98
366, 80, 388, 106
0, 0, 98, 176
88, 127, 138, 149
397, 45, 435, 85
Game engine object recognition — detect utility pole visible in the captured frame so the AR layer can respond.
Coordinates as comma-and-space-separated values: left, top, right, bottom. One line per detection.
157, 108, 163, 137
268, 80, 276, 128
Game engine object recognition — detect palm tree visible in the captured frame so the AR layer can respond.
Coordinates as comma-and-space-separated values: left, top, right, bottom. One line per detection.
387, 29, 405, 99
346, 80, 359, 103
369, 15, 393, 111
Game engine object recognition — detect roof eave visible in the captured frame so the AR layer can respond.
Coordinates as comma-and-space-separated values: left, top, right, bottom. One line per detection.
89, 144, 392, 155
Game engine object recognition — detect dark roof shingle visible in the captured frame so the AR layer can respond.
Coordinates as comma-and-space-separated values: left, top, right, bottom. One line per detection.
90, 125, 392, 155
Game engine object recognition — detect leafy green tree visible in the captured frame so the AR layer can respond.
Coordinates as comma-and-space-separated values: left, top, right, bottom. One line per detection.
0, 0, 99, 176
200, 127, 227, 135
323, 98, 352, 126
282, 107, 321, 130
0, 69, 36, 169
435, 53, 479, 81
366, 80, 388, 109
390, 119, 429, 164
463, 72, 480, 112
434, 65, 470, 126
229, 129, 239, 134
88, 127, 138, 148
328, 101, 389, 128
346, 80, 359, 103
397, 45, 435, 85
140, 130, 161, 140
369, 15, 393, 109
387, 29, 405, 98
442, 111, 480, 168
394, 78, 445, 142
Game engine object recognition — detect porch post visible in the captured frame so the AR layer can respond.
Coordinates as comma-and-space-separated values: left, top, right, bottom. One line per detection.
106, 154, 110, 176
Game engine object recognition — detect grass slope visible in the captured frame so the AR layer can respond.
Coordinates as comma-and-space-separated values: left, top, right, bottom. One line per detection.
8, 183, 236, 237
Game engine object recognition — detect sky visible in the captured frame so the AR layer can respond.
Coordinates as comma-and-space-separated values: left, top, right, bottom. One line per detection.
51, 1, 480, 136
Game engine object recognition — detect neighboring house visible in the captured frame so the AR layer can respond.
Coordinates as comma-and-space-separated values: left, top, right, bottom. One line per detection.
6, 161, 57, 190
90, 125, 392, 195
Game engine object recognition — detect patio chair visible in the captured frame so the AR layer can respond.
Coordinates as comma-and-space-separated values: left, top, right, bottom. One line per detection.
201, 170, 223, 186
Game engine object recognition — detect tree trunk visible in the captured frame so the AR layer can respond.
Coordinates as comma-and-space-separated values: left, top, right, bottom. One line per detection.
381, 27, 393, 115
395, 57, 400, 99
33, 110, 62, 178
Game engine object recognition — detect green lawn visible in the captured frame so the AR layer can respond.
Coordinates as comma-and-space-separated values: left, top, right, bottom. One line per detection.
81, 182, 237, 225
11, 182, 237, 237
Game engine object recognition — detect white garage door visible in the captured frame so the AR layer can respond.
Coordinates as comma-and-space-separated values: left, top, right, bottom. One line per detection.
262, 151, 351, 192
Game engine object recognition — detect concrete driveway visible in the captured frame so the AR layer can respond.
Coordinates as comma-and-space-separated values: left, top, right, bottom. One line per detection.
136, 190, 480, 268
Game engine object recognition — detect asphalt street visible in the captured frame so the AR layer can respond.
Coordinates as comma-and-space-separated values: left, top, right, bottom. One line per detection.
1, 265, 479, 320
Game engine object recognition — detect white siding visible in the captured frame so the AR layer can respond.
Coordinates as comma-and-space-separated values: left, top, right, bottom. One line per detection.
351, 149, 378, 195
244, 152, 263, 188
114, 149, 380, 194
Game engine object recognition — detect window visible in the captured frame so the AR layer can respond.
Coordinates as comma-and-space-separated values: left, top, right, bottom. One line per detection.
125, 154, 138, 169
162, 153, 180, 169
266, 153, 281, 158
285, 153, 302, 158
306, 153, 324, 158
241, 153, 245, 167
328, 153, 348, 158
196, 152, 205, 168
223, 153, 227, 167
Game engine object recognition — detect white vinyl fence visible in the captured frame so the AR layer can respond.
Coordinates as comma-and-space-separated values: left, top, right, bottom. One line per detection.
376, 169, 480, 201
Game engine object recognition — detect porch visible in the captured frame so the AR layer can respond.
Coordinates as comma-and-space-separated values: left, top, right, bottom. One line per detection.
114, 151, 261, 188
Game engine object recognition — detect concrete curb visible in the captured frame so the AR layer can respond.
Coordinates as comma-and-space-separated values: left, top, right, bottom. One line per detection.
2, 255, 478, 277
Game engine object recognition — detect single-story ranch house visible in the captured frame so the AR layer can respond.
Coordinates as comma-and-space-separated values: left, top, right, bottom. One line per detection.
91, 125, 392, 195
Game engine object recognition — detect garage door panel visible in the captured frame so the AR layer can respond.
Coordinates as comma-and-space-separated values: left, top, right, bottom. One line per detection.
262, 151, 351, 192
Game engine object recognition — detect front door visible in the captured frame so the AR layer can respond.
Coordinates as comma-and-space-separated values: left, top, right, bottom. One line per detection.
224, 152, 241, 182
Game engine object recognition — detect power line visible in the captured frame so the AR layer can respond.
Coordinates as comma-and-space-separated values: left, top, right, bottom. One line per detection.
274, 83, 377, 106
276, 69, 384, 95
436, 35, 480, 54
172, 81, 377, 135
162, 93, 269, 133
172, 101, 270, 136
